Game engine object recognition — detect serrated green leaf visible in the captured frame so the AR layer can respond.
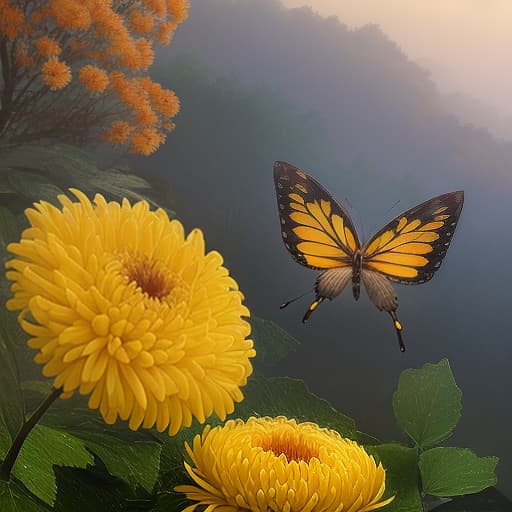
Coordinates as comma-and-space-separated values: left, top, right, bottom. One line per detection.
0, 309, 24, 443
367, 444, 422, 512
419, 446, 498, 496
0, 480, 50, 512
71, 431, 161, 493
230, 376, 356, 437
13, 424, 94, 506
249, 316, 300, 366
392, 359, 461, 448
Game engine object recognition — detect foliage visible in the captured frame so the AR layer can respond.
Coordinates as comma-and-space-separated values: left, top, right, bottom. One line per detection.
0, 0, 189, 154
370, 359, 498, 511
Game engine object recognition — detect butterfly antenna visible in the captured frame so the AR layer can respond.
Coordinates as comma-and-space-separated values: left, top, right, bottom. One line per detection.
302, 297, 324, 323
280, 289, 314, 309
367, 200, 401, 238
388, 311, 406, 352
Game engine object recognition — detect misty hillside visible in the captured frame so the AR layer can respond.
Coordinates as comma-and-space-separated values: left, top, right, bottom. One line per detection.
160, 0, 512, 187
442, 92, 512, 141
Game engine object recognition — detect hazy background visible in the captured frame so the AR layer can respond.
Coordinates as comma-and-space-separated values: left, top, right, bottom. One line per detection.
126, 0, 511, 497
283, 0, 512, 140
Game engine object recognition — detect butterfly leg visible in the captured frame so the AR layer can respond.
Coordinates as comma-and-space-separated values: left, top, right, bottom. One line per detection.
388, 310, 405, 352
302, 297, 325, 323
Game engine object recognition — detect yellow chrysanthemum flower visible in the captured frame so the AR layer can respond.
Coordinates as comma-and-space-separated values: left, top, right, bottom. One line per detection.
41, 58, 72, 90
5, 191, 255, 435
176, 417, 394, 512
79, 64, 109, 93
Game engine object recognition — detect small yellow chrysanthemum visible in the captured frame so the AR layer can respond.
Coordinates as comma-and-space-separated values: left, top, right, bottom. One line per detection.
41, 58, 72, 90
79, 65, 109, 93
5, 191, 255, 435
176, 417, 394, 512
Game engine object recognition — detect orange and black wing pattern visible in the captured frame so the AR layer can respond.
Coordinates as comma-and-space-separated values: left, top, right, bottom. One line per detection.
274, 161, 360, 270
362, 191, 464, 284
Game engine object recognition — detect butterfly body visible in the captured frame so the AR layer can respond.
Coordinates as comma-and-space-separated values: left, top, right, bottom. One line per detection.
274, 161, 464, 351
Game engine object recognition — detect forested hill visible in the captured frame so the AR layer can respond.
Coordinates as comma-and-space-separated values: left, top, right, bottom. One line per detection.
160, 0, 512, 187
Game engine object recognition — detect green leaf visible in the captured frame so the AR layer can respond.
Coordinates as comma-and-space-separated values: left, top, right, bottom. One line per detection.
13, 424, 93, 506
248, 316, 300, 366
39, 400, 162, 493
6, 171, 64, 204
0, 206, 24, 299
70, 431, 161, 493
419, 446, 498, 496
0, 308, 24, 443
53, 467, 126, 512
392, 359, 461, 448
0, 480, 50, 512
0, 144, 155, 208
368, 444, 423, 512
231, 376, 356, 437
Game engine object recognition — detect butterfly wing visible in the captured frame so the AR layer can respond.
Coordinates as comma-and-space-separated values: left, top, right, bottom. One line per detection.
274, 161, 360, 270
362, 191, 464, 284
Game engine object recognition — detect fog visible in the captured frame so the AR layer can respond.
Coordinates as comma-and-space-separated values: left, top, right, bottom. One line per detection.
132, 0, 512, 497
282, 0, 512, 139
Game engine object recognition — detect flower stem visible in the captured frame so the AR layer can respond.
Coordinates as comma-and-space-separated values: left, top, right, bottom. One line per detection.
0, 386, 63, 481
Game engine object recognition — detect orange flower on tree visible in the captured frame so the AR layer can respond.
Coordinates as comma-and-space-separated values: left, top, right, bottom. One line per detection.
41, 58, 72, 90
0, 0, 189, 154
79, 65, 109, 93
35, 36, 62, 58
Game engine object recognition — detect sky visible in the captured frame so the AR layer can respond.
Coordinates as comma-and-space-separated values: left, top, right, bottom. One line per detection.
281, 0, 512, 117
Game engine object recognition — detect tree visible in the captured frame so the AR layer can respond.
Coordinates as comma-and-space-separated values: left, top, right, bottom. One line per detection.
0, 0, 188, 155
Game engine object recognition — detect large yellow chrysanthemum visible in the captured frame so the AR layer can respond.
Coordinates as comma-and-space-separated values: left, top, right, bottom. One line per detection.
176, 417, 394, 512
5, 190, 255, 435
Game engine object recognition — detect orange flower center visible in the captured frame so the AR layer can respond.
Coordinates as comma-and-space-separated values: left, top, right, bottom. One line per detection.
256, 431, 319, 463
123, 256, 172, 299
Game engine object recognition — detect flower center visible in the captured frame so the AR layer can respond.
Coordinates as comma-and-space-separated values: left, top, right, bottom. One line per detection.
257, 430, 319, 463
122, 255, 172, 300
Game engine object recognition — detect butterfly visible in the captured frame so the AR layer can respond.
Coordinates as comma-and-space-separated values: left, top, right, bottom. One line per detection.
274, 161, 464, 352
